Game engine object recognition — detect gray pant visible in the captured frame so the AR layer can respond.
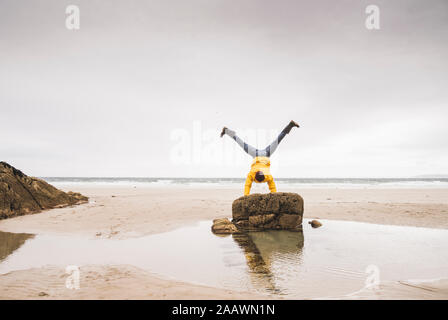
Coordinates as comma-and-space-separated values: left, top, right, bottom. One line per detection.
224, 128, 288, 158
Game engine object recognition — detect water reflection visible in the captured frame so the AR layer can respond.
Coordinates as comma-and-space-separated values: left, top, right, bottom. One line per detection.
1, 220, 447, 299
0, 231, 35, 262
231, 230, 304, 294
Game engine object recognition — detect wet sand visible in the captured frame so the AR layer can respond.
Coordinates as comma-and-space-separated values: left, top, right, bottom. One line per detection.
0, 265, 268, 300
0, 186, 447, 299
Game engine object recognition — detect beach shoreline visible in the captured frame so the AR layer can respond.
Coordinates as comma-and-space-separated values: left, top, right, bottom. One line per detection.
0, 185, 447, 299
1, 186, 447, 237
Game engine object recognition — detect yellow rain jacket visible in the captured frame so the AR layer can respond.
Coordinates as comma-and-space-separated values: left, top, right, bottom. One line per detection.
244, 156, 277, 196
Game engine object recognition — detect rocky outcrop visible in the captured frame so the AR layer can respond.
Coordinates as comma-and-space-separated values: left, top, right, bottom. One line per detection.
211, 192, 304, 234
0, 162, 88, 219
211, 218, 240, 234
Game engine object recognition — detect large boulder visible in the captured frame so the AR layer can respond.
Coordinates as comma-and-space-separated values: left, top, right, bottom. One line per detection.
0, 162, 88, 219
232, 192, 303, 231
211, 192, 304, 234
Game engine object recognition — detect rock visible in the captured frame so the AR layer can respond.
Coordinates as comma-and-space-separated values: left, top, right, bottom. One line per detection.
309, 219, 322, 228
0, 162, 88, 219
211, 218, 240, 234
232, 192, 304, 231
248, 214, 275, 227
38, 292, 49, 297
278, 214, 301, 229
66, 191, 88, 202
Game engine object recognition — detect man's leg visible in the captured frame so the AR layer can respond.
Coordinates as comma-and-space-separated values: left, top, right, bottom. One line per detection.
262, 120, 299, 157
221, 127, 258, 157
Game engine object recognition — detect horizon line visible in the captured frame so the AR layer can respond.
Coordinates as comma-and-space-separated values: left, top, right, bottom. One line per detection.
40, 176, 448, 180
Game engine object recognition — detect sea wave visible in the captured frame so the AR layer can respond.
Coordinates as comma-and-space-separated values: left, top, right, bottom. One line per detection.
41, 177, 448, 188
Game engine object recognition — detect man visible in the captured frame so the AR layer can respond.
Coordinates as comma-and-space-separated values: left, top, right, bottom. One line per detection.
220, 120, 299, 195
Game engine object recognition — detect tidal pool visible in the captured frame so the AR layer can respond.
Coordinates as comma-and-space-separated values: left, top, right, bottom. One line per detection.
1, 219, 448, 299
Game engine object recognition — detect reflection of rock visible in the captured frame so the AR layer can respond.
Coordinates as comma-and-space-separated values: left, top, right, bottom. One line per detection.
0, 162, 88, 219
232, 193, 304, 231
309, 220, 322, 228
211, 218, 240, 234
232, 233, 270, 274
231, 230, 304, 294
0, 231, 34, 261
233, 231, 304, 273
248, 230, 304, 268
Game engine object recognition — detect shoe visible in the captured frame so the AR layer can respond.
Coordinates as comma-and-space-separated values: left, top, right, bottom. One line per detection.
290, 120, 300, 128
220, 127, 227, 138
283, 120, 300, 134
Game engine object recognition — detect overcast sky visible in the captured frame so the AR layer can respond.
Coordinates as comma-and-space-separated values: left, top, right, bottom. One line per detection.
1, 0, 447, 178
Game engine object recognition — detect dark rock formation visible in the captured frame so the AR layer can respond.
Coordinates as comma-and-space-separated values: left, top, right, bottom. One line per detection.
232, 192, 303, 232
211, 218, 240, 234
0, 162, 88, 219
211, 192, 304, 234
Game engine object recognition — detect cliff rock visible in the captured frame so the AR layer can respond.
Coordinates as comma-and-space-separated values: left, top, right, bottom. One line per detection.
0, 162, 88, 219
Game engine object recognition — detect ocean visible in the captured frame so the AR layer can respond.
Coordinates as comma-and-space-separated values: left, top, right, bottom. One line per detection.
42, 177, 448, 188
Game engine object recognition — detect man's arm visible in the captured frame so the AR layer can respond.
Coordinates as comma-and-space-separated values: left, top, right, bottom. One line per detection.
267, 177, 277, 193
244, 175, 253, 196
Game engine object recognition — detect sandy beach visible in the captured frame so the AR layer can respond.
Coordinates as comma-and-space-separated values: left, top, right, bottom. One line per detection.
2, 0, 448, 306
1, 185, 448, 299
